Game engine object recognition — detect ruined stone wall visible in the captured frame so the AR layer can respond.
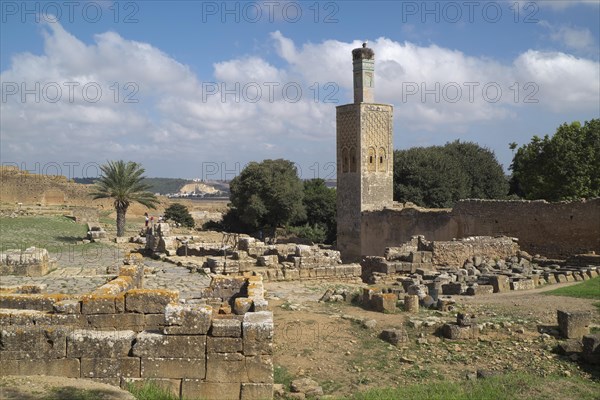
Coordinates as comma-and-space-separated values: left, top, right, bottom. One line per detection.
361, 198, 600, 258
0, 267, 274, 400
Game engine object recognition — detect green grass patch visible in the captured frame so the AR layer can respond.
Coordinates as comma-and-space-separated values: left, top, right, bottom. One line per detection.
126, 381, 179, 400
274, 364, 294, 391
544, 276, 600, 300
0, 216, 88, 249
345, 373, 600, 400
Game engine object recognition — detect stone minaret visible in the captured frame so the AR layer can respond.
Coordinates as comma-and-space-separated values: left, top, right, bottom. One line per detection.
336, 43, 394, 262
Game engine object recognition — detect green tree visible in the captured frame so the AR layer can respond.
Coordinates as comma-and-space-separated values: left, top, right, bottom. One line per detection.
393, 141, 508, 208
164, 203, 195, 228
298, 179, 336, 244
225, 159, 306, 233
510, 119, 600, 200
91, 161, 159, 236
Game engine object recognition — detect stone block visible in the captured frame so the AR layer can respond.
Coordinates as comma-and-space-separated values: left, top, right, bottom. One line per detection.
253, 298, 269, 312
544, 274, 557, 284
144, 313, 166, 330
182, 380, 241, 400
211, 318, 242, 337
0, 326, 67, 359
81, 294, 118, 314
163, 303, 212, 335
442, 282, 466, 295
241, 383, 274, 400
371, 293, 396, 313
87, 313, 145, 331
555, 273, 568, 283
466, 285, 494, 296
246, 354, 274, 383
67, 330, 135, 358
234, 298, 253, 315
379, 329, 408, 346
510, 279, 535, 291
442, 324, 478, 340
141, 357, 206, 379
0, 294, 70, 312
207, 337, 243, 353
489, 275, 510, 293
125, 289, 178, 314
132, 331, 206, 358
404, 295, 419, 313
206, 352, 247, 382
582, 334, 600, 364
557, 310, 591, 339
243, 311, 274, 356
81, 357, 140, 378
0, 358, 80, 377
53, 300, 81, 314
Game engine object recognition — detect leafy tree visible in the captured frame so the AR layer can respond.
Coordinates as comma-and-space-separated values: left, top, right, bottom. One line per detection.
509, 119, 600, 200
164, 203, 195, 228
394, 141, 508, 208
91, 161, 159, 236
298, 179, 336, 244
225, 159, 306, 233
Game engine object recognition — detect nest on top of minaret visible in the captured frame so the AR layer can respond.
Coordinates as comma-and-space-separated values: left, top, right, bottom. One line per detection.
352, 45, 374, 61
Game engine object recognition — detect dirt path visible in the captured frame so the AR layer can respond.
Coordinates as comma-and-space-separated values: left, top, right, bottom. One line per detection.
0, 376, 135, 400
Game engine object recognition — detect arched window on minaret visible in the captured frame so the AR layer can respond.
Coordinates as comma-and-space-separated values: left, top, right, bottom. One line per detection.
342, 147, 349, 173
350, 147, 357, 172
378, 147, 387, 172
367, 147, 376, 172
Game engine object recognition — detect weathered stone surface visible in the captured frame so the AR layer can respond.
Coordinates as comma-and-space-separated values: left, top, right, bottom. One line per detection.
206, 352, 247, 382
557, 310, 591, 339
246, 355, 274, 383
234, 298, 253, 315
132, 331, 206, 358
372, 293, 396, 313
582, 334, 600, 364
87, 313, 145, 331
466, 285, 494, 296
241, 383, 274, 400
442, 324, 478, 340
207, 337, 243, 353
125, 289, 178, 314
442, 282, 466, 295
81, 295, 118, 314
489, 275, 510, 293
243, 311, 273, 355
556, 339, 583, 355
67, 330, 135, 358
81, 357, 140, 378
0, 294, 70, 312
163, 303, 211, 335
141, 357, 206, 379
0, 358, 80, 377
290, 377, 323, 397
181, 380, 241, 400
379, 329, 408, 346
53, 300, 81, 314
0, 326, 68, 359
510, 279, 535, 291
211, 318, 242, 337
404, 295, 419, 313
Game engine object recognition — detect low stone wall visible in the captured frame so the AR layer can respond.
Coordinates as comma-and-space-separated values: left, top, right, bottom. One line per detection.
0, 266, 274, 400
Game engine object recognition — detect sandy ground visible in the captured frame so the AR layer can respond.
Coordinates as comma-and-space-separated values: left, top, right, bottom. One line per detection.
0, 376, 135, 400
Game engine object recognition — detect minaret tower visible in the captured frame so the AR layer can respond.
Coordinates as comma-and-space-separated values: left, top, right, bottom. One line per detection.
336, 43, 394, 262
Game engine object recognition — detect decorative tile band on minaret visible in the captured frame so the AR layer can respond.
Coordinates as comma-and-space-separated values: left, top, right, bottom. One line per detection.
353, 42, 375, 104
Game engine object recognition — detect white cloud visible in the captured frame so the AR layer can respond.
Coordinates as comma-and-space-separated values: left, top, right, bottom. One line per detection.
539, 20, 598, 55
1, 23, 598, 177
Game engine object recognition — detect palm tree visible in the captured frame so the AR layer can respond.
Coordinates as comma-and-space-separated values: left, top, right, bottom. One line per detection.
91, 160, 159, 237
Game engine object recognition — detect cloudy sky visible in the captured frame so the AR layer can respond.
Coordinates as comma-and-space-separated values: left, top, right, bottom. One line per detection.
1, 0, 599, 180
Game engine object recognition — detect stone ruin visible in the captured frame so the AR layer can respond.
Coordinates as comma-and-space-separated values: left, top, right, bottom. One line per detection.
353, 235, 600, 314
0, 260, 274, 400
143, 228, 362, 283
0, 247, 55, 277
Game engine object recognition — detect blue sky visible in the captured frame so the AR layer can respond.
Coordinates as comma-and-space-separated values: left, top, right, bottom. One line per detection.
1, 0, 599, 180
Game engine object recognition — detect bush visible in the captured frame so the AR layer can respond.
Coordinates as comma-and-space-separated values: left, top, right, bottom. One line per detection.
163, 203, 195, 228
